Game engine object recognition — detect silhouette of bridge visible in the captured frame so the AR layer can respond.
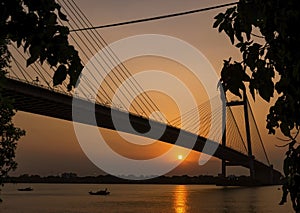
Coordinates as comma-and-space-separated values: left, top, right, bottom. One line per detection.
2, 77, 282, 184
1, 0, 282, 185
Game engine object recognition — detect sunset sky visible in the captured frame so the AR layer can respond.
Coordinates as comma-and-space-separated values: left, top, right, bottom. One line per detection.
11, 0, 290, 177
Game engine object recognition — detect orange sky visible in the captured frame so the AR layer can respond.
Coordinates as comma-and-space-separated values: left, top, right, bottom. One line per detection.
11, 0, 289, 177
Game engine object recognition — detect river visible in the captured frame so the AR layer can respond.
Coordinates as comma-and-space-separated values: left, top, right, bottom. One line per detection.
0, 183, 294, 212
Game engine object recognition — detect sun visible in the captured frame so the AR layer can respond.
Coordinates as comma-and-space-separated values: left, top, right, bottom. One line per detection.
177, 154, 183, 160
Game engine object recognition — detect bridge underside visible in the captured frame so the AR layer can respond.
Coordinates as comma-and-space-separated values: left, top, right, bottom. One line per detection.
1, 78, 282, 184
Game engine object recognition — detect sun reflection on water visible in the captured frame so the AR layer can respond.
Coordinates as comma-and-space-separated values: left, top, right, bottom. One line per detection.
173, 185, 188, 213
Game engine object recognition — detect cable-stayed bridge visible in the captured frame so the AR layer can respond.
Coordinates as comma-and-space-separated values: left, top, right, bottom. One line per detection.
1, 0, 282, 184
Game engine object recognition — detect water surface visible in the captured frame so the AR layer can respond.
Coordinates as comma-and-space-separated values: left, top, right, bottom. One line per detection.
0, 184, 294, 212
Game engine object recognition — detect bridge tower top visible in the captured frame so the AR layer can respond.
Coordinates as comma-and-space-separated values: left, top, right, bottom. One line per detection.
223, 89, 255, 179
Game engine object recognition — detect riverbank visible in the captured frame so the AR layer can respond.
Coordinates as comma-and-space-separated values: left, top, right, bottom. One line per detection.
5, 174, 281, 186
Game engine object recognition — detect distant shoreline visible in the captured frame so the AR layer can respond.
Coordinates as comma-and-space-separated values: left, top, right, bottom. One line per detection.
6, 174, 219, 185
5, 173, 279, 186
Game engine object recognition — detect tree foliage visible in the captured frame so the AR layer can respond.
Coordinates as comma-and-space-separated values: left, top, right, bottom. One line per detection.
0, 96, 26, 186
214, 0, 300, 211
278, 140, 300, 211
0, 39, 25, 187
213, 0, 300, 138
0, 0, 83, 90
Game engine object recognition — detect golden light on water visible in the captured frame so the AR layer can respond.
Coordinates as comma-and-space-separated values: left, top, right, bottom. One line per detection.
173, 185, 188, 213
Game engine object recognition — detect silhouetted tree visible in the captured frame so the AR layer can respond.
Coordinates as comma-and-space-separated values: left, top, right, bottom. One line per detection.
0, 95, 25, 186
214, 0, 300, 211
1, 0, 83, 89
0, 38, 25, 198
0, 0, 83, 198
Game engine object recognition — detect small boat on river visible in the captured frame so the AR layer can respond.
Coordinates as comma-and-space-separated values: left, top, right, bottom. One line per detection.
89, 188, 110, 195
17, 187, 33, 191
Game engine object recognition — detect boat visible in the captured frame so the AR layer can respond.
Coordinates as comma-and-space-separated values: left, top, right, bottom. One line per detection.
89, 189, 110, 195
17, 187, 33, 191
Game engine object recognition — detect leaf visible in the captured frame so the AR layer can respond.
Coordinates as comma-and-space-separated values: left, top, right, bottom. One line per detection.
242, 72, 250, 81
245, 27, 252, 40
280, 122, 291, 137
27, 43, 41, 66
214, 13, 225, 20
47, 55, 59, 67
213, 13, 224, 28
225, 24, 235, 44
236, 42, 243, 48
228, 84, 242, 98
58, 10, 68, 22
258, 81, 273, 102
234, 21, 243, 42
53, 65, 67, 86
16, 38, 22, 48
67, 84, 72, 92
48, 13, 58, 25
58, 26, 69, 36
24, 41, 30, 52
26, 55, 38, 67
39, 52, 47, 65
225, 7, 236, 16
268, 128, 275, 135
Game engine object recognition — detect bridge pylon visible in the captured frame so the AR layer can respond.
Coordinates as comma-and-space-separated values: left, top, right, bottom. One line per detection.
221, 89, 255, 180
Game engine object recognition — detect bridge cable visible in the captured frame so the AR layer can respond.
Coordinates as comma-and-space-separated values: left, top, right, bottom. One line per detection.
227, 106, 248, 152
68, 0, 166, 122
168, 95, 248, 154
59, 0, 152, 117
169, 97, 212, 126
227, 104, 249, 154
64, 0, 166, 121
57, 0, 120, 103
70, 2, 238, 32
247, 100, 270, 165
57, 16, 117, 104
7, 67, 20, 80
168, 96, 224, 140
10, 56, 31, 81
69, 0, 164, 120
63, 0, 151, 117
58, 1, 130, 109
